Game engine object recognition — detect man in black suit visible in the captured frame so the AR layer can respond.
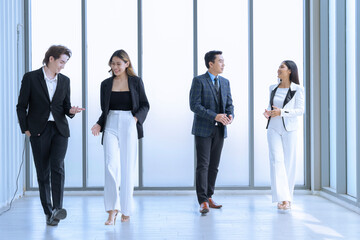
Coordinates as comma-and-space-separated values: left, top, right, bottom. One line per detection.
190, 50, 234, 214
16, 45, 84, 226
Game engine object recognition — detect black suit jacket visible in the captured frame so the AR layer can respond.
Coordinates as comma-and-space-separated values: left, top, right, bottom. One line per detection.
96, 75, 150, 142
16, 68, 74, 137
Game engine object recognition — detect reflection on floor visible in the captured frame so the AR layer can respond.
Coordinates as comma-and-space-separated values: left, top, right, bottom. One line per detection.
0, 191, 359, 240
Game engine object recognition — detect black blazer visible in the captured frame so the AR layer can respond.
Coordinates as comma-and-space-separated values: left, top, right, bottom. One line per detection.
16, 68, 74, 137
96, 75, 150, 142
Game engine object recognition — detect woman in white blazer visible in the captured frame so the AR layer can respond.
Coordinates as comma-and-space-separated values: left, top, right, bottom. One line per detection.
263, 60, 304, 210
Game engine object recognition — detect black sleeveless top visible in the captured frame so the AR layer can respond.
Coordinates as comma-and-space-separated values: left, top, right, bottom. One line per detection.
109, 91, 132, 110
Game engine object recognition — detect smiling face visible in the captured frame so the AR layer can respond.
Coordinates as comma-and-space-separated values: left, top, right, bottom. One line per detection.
209, 54, 225, 75
110, 56, 129, 77
47, 54, 69, 74
277, 62, 291, 80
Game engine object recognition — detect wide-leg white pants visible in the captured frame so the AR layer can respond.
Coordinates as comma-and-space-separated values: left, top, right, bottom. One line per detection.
267, 127, 297, 203
103, 110, 138, 216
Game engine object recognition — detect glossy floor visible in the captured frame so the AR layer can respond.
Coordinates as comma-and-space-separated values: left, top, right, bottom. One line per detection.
0, 191, 359, 240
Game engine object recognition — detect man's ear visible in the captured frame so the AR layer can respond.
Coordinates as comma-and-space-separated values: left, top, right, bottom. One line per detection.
49, 56, 55, 62
209, 61, 213, 69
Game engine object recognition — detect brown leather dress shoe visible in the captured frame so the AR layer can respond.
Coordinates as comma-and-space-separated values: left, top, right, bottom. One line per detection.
209, 198, 222, 209
199, 202, 210, 213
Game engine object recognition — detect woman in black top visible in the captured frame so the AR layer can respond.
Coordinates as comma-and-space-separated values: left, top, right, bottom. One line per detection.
91, 50, 149, 224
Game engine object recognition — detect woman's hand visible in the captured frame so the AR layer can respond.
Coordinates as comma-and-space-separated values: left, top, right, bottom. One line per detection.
263, 109, 270, 119
91, 123, 101, 136
269, 106, 281, 117
134, 117, 138, 123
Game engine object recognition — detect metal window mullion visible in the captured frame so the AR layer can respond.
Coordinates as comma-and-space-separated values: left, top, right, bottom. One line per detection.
320, 0, 330, 189
355, 0, 360, 203
304, 0, 311, 189
193, 0, 197, 188
248, 0, 254, 188
81, 0, 88, 189
138, 0, 143, 188
24, 0, 31, 191
335, 0, 347, 195
309, 0, 321, 191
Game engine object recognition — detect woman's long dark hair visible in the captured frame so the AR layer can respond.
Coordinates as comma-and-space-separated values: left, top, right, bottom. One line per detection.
283, 60, 299, 84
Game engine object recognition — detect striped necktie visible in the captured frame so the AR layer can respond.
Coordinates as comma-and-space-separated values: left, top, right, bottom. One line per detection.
214, 76, 219, 92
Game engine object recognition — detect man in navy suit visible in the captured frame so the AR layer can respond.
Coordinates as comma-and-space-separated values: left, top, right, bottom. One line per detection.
17, 45, 84, 226
190, 50, 234, 214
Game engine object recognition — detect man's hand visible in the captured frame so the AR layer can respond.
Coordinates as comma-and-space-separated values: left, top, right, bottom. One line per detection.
215, 114, 231, 125
69, 106, 85, 115
25, 130, 31, 137
228, 115, 233, 124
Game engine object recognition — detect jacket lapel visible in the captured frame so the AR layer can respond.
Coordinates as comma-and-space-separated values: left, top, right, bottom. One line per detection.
205, 73, 219, 104
38, 68, 50, 102
104, 77, 114, 110
219, 76, 226, 108
52, 73, 63, 101
282, 83, 297, 107
128, 76, 136, 111
270, 85, 279, 110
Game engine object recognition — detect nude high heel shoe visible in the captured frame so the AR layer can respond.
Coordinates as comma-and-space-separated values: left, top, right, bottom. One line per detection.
105, 210, 118, 225
121, 214, 130, 222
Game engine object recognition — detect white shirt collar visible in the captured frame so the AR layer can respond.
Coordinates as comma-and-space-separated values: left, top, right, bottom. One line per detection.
42, 66, 58, 82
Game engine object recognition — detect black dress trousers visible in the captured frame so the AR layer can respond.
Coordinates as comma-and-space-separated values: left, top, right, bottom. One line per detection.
30, 121, 68, 216
195, 125, 224, 204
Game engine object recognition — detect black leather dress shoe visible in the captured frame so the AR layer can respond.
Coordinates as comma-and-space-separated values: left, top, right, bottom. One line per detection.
48, 208, 67, 226
46, 215, 59, 226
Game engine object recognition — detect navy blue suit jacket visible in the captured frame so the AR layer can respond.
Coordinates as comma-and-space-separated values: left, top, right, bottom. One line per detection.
189, 72, 234, 138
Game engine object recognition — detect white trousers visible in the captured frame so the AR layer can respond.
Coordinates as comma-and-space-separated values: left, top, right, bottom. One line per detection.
267, 127, 298, 203
103, 110, 138, 216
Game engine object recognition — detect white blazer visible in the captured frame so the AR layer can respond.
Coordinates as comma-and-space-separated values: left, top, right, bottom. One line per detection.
266, 82, 305, 131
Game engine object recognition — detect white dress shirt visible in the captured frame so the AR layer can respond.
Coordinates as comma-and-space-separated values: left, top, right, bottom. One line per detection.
42, 67, 58, 121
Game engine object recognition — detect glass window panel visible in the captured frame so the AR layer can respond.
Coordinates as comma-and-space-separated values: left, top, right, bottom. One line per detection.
197, 0, 249, 186
142, 0, 194, 187
87, 0, 138, 187
329, 0, 337, 189
254, 0, 304, 186
346, 0, 356, 197
31, 0, 83, 187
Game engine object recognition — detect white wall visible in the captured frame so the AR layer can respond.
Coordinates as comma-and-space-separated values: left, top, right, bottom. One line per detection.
0, 0, 25, 209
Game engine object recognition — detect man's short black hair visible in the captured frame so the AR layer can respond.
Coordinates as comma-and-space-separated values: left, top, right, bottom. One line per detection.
204, 50, 222, 69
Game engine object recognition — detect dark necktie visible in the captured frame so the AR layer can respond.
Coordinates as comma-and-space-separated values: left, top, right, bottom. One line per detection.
214, 76, 219, 92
